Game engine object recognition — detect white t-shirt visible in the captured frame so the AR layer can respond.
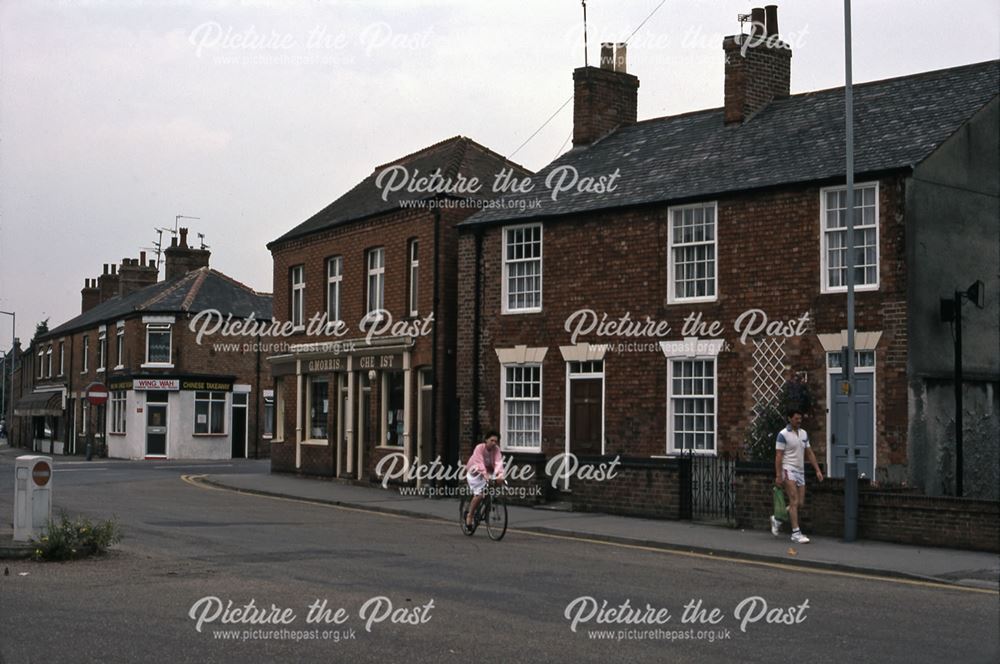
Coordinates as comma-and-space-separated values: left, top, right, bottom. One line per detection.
776, 425, 809, 471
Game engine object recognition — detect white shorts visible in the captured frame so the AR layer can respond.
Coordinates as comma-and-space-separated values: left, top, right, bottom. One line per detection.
783, 467, 806, 487
467, 472, 488, 496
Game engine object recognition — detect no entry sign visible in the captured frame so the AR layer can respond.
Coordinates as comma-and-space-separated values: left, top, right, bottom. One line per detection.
85, 382, 110, 406
32, 460, 51, 487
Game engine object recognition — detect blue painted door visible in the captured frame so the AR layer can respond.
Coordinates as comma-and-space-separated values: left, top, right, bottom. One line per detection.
829, 373, 874, 479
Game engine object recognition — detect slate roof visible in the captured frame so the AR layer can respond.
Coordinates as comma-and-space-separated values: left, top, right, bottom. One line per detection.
464, 60, 999, 226
269, 135, 532, 247
46, 268, 272, 338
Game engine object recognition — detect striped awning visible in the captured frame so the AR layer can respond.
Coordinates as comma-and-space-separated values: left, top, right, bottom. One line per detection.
14, 391, 63, 417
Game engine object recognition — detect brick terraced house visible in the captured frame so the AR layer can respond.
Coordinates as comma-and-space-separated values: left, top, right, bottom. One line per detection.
267, 136, 530, 481
13, 229, 273, 460
457, 12, 999, 504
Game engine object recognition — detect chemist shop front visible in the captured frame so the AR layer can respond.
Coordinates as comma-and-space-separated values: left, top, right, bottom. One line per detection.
269, 340, 434, 481
105, 374, 248, 460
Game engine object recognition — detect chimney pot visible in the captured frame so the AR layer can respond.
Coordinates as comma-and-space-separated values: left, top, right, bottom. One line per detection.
149, 260, 156, 269
171, 236, 178, 247
600, 43, 614, 70
111, 264, 117, 275
179, 227, 189, 247
765, 5, 779, 37
614, 43, 627, 73
140, 251, 146, 264
103, 264, 109, 275
751, 7, 766, 36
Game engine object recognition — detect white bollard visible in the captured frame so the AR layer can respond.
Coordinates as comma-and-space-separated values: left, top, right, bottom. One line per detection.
13, 455, 52, 542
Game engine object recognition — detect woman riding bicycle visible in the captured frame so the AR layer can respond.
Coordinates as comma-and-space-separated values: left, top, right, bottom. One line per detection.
465, 430, 504, 530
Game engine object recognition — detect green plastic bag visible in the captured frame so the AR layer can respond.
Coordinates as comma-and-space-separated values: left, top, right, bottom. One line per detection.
773, 486, 789, 521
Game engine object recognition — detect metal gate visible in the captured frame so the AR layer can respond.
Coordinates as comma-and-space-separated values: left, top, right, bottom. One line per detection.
680, 451, 736, 525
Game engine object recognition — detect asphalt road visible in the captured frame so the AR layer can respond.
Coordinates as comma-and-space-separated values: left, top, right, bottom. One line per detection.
1, 455, 997, 664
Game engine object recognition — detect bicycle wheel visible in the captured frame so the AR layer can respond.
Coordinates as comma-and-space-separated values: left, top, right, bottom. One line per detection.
485, 494, 507, 541
459, 494, 475, 536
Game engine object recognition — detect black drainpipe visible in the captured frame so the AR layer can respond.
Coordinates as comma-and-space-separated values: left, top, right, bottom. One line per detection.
431, 207, 441, 480
471, 226, 483, 450
255, 332, 262, 460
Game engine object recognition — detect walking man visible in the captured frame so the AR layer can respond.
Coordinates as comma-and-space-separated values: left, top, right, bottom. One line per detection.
772, 409, 824, 543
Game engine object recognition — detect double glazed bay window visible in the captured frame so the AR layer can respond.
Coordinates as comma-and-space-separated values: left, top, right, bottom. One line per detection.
669, 202, 717, 302
194, 391, 226, 434
503, 224, 542, 313
668, 359, 716, 454
822, 184, 878, 291
502, 365, 541, 450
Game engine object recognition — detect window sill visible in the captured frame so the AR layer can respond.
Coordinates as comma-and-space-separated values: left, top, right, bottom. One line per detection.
501, 447, 542, 454
301, 439, 329, 446
662, 450, 718, 457
271, 438, 285, 444
193, 433, 227, 437
821, 285, 880, 295
97, 368, 106, 373
376, 445, 404, 450
501, 308, 543, 316
113, 365, 125, 371
666, 297, 718, 305
108, 432, 126, 436
141, 363, 175, 369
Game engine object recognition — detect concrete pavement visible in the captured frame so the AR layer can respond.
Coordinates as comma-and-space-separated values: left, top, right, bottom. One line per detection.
198, 471, 1000, 590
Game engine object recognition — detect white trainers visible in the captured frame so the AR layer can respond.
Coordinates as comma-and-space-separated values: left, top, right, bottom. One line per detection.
790, 532, 810, 544
770, 515, 781, 536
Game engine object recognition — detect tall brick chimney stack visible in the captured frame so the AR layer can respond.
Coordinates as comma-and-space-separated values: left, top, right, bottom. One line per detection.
97, 264, 120, 303
118, 251, 159, 297
163, 227, 211, 280
723, 4, 791, 125
81, 278, 101, 313
573, 42, 640, 147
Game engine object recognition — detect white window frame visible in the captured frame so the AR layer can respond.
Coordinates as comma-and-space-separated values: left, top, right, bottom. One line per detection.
193, 391, 227, 435
501, 223, 543, 314
326, 256, 342, 325
58, 342, 65, 376
81, 336, 89, 373
143, 323, 173, 367
37, 349, 44, 378
109, 390, 127, 434
820, 182, 880, 294
500, 363, 543, 452
366, 247, 385, 316
408, 239, 419, 317
290, 265, 305, 330
97, 327, 107, 372
666, 357, 718, 456
115, 322, 125, 369
45, 346, 52, 378
667, 201, 718, 304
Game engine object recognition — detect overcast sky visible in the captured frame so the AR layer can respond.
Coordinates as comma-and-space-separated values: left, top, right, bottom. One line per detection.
1, 0, 997, 347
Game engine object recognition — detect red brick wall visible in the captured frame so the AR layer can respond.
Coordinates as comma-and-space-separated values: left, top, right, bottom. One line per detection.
458, 176, 909, 473
736, 465, 1000, 552
268, 204, 475, 478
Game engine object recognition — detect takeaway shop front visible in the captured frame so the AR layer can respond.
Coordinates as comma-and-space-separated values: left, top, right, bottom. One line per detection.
105, 374, 239, 460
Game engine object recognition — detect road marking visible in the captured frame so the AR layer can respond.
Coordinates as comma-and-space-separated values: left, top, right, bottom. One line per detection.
180, 475, 999, 596
53, 467, 110, 472
155, 464, 234, 469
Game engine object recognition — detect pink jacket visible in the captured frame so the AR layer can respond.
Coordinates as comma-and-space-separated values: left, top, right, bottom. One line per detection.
466, 443, 504, 479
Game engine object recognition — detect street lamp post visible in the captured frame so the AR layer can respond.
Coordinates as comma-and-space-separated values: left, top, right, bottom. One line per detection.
842, 0, 859, 542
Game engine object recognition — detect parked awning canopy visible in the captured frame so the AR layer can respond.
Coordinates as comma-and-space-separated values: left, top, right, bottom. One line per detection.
14, 391, 63, 417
